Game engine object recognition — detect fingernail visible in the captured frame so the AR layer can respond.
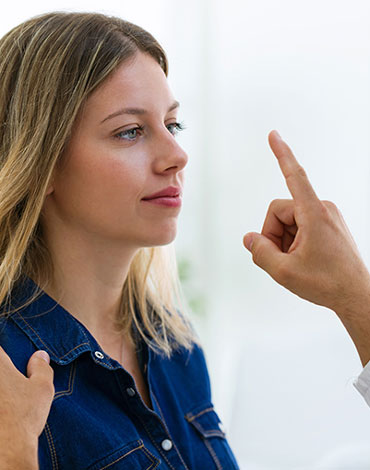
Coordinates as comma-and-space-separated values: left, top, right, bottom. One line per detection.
35, 350, 50, 364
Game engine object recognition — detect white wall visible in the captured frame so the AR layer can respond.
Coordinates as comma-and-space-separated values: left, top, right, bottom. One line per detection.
2, 1, 370, 468
185, 1, 370, 468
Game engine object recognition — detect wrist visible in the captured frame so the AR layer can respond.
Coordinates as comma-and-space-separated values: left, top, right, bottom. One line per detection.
334, 289, 370, 367
0, 433, 38, 470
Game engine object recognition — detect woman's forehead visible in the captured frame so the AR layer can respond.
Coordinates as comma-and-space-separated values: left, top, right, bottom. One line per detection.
83, 53, 175, 120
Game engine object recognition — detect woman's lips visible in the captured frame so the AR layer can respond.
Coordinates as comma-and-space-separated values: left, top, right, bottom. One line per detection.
141, 196, 182, 207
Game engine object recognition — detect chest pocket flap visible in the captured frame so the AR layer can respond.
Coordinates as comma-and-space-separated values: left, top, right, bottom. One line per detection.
185, 403, 239, 470
86, 440, 160, 470
186, 405, 226, 438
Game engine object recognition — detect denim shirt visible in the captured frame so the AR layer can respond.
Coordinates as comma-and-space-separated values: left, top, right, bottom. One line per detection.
0, 276, 239, 470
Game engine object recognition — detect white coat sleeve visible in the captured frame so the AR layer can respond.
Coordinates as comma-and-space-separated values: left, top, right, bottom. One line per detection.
353, 360, 370, 407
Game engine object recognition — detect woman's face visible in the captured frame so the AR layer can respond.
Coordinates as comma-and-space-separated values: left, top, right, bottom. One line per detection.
43, 51, 188, 249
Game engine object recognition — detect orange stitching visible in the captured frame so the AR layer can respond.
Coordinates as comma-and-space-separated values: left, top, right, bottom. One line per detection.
151, 394, 190, 470
140, 418, 177, 470
45, 423, 59, 469
188, 420, 225, 438
186, 406, 214, 422
94, 358, 115, 369
58, 342, 90, 359
54, 362, 76, 398
17, 312, 91, 360
15, 315, 55, 354
97, 443, 144, 470
203, 430, 225, 437
43, 424, 55, 469
203, 437, 223, 470
141, 446, 160, 470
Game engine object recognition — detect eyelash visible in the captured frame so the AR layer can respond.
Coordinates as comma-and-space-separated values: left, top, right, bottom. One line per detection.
114, 121, 186, 142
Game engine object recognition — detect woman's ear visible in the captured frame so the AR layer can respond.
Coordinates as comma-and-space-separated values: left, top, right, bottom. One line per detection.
44, 173, 56, 197
45, 185, 54, 197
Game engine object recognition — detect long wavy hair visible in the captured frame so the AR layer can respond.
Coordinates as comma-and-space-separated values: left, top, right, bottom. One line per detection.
0, 11, 198, 356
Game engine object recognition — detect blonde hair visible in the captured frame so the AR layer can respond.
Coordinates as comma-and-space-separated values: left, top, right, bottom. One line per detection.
0, 11, 198, 356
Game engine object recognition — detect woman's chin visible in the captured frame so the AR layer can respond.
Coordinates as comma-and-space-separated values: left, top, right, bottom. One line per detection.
143, 229, 178, 247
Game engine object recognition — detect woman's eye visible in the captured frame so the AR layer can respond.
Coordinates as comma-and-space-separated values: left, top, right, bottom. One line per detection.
114, 121, 186, 142
114, 126, 143, 141
167, 121, 186, 136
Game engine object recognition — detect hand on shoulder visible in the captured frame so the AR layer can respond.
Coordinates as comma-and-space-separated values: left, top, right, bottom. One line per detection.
0, 347, 54, 468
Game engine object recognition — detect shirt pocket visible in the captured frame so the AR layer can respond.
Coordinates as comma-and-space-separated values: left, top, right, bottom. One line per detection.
86, 439, 160, 470
185, 404, 240, 470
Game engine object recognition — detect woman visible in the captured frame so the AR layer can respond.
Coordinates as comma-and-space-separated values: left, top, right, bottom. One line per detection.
1, 10, 370, 470
0, 11, 239, 470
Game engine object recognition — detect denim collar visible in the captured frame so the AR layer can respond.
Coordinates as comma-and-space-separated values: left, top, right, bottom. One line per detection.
7, 276, 117, 367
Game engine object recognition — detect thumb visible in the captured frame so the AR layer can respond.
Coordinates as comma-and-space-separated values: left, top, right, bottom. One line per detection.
243, 232, 284, 275
27, 350, 54, 390
33, 350, 50, 365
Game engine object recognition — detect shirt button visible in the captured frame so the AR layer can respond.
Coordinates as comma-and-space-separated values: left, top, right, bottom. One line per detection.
126, 387, 136, 397
94, 351, 104, 359
161, 439, 173, 451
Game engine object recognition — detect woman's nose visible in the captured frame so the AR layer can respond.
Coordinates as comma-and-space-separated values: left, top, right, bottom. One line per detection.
152, 129, 188, 174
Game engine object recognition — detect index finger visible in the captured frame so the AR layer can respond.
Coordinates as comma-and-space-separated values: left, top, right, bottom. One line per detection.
268, 130, 320, 206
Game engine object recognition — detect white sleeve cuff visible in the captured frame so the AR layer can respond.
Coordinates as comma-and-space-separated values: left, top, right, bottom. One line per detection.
353, 360, 370, 407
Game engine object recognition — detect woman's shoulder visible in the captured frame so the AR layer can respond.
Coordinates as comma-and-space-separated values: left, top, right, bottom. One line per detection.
0, 313, 36, 376
150, 340, 212, 398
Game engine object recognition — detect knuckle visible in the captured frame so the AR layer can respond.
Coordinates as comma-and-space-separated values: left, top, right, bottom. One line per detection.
34, 379, 54, 402
322, 200, 338, 212
267, 199, 278, 212
251, 248, 260, 266
38, 371, 55, 391
43, 380, 55, 396
274, 261, 292, 285
296, 165, 307, 179
251, 243, 264, 267
267, 198, 290, 212
319, 200, 340, 222
286, 165, 306, 182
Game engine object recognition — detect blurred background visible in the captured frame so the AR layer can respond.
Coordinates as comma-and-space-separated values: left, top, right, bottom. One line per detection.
2, 1, 370, 468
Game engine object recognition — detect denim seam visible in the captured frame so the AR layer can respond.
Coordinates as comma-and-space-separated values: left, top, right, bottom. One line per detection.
151, 393, 190, 470
141, 446, 160, 470
186, 406, 214, 421
15, 314, 58, 356
44, 422, 59, 470
201, 429, 225, 437
140, 417, 177, 470
113, 371, 175, 469
94, 359, 115, 369
16, 311, 95, 360
96, 442, 145, 470
185, 407, 225, 438
17, 312, 120, 369
203, 437, 223, 470
58, 342, 90, 359
17, 313, 93, 359
186, 417, 224, 438
53, 362, 76, 399
75, 321, 95, 347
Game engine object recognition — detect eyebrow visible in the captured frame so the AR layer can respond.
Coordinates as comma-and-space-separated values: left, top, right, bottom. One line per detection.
100, 100, 180, 124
